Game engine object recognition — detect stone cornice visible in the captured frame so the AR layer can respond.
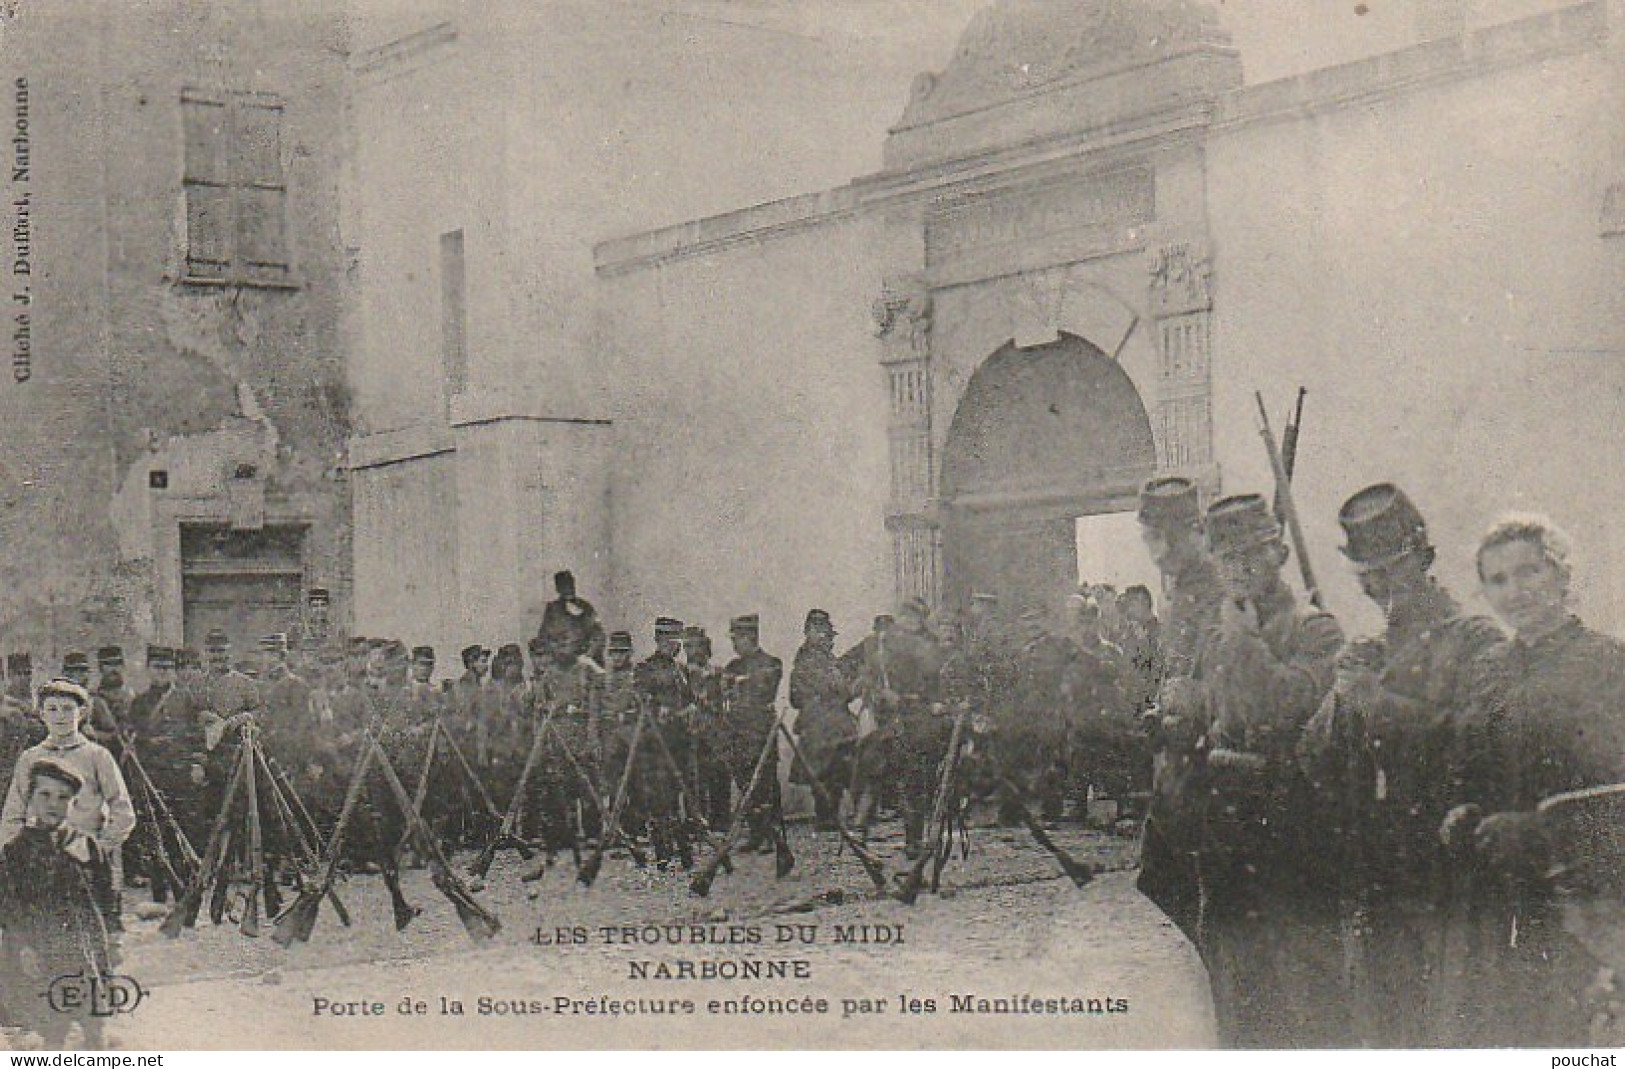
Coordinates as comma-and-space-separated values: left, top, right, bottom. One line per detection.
593, 1, 1606, 279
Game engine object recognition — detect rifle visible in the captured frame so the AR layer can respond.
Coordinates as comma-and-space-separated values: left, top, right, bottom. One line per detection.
775, 718, 889, 892
1256, 390, 1323, 610
643, 714, 699, 871
690, 709, 781, 897
272, 728, 375, 947
895, 705, 968, 905
161, 740, 249, 937
258, 748, 351, 928
1282, 386, 1307, 482
987, 755, 1096, 889
542, 716, 648, 866
580, 704, 648, 887
364, 732, 500, 941
240, 724, 266, 937
469, 706, 557, 881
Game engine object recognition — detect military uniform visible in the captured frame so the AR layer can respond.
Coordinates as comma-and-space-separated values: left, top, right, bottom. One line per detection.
634, 618, 698, 865
683, 627, 731, 827
1194, 494, 1348, 1048
1298, 485, 1506, 1047
788, 609, 855, 829
719, 616, 784, 853
1135, 478, 1224, 951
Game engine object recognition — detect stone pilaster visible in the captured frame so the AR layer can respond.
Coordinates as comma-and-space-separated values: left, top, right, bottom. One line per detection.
873, 274, 940, 609
1147, 240, 1215, 473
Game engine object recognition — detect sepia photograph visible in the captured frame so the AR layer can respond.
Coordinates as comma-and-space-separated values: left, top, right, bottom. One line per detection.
0, 0, 1622, 1053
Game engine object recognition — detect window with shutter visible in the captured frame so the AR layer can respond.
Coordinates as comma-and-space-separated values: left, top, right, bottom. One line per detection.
180, 89, 294, 287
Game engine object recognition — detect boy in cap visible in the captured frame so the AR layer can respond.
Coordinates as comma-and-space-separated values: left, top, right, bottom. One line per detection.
1299, 483, 1504, 1047
0, 679, 136, 934
1194, 493, 1347, 1048
0, 759, 115, 1049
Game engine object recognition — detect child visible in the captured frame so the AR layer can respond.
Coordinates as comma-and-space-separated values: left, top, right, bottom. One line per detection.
0, 759, 114, 1049
0, 679, 136, 931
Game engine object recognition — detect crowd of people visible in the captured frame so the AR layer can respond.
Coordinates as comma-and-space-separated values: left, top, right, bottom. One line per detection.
0, 473, 1622, 1050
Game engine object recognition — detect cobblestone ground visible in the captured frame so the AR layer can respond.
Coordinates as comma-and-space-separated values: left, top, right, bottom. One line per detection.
8, 817, 1215, 1050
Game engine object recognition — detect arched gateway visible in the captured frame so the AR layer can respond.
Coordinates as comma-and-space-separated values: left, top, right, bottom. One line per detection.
939, 334, 1156, 617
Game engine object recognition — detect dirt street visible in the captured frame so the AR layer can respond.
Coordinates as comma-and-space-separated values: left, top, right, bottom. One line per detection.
11, 822, 1215, 1049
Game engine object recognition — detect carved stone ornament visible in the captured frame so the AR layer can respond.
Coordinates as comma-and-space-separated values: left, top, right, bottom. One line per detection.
897, 0, 1230, 128
1148, 242, 1213, 316
872, 278, 933, 358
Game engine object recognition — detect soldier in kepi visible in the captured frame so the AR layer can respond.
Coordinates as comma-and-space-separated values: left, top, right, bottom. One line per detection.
1134, 475, 1221, 951
630, 616, 697, 866
682, 626, 730, 830
1298, 483, 1504, 1047
1195, 493, 1347, 1048
878, 597, 947, 860
720, 614, 787, 863
1439, 515, 1625, 1046
788, 609, 855, 831
127, 645, 207, 902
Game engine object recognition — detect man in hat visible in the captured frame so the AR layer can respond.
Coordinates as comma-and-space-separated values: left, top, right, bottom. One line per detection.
89, 646, 132, 743
200, 629, 263, 749
451, 644, 495, 773
632, 618, 698, 865
869, 598, 947, 859
789, 610, 855, 831
537, 570, 604, 666
681, 626, 730, 828
720, 615, 786, 858
127, 645, 209, 897
1297, 483, 1504, 1047
1061, 590, 1137, 814
1004, 604, 1078, 825
1135, 474, 1223, 951
1193, 493, 1347, 1048
303, 587, 333, 652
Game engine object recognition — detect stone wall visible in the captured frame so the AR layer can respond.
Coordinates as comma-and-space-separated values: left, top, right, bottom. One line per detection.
0, 1, 352, 662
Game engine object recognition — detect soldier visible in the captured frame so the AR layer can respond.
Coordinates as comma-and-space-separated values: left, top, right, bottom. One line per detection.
1135, 475, 1222, 952
1117, 585, 1163, 716
600, 630, 640, 769
720, 615, 786, 860
452, 644, 493, 761
302, 586, 333, 654
536, 570, 605, 666
682, 626, 730, 828
839, 613, 894, 833
91, 646, 132, 744
1005, 605, 1078, 823
870, 598, 946, 859
1195, 493, 1347, 1048
1437, 515, 1625, 1045
530, 636, 603, 871
789, 609, 855, 831
634, 617, 697, 866
128, 646, 208, 901
1297, 484, 1504, 1047
1062, 590, 1138, 814
200, 629, 262, 747
60, 650, 92, 691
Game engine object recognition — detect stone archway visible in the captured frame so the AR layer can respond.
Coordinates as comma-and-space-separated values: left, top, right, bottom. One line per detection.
938, 332, 1156, 617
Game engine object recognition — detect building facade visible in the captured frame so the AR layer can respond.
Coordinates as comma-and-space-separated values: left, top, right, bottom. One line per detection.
347, 0, 1625, 662
0, 1, 354, 664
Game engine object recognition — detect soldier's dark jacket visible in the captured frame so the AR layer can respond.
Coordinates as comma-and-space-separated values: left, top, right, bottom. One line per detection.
788, 641, 852, 782
1300, 583, 1504, 903
635, 650, 695, 716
